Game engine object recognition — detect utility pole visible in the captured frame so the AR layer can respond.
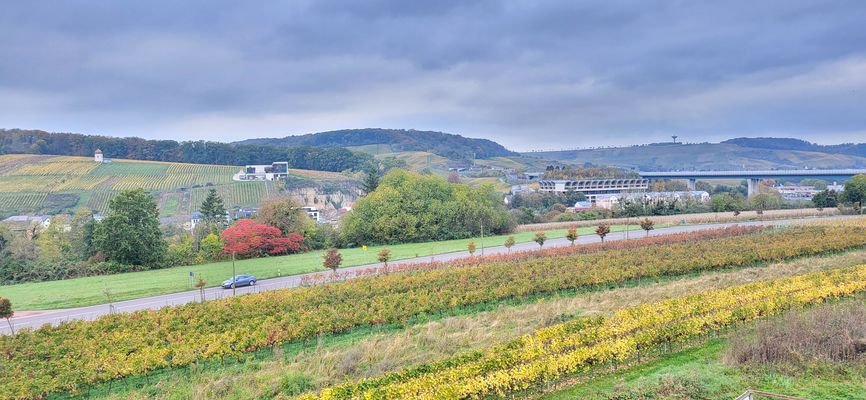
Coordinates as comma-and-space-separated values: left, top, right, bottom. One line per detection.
232, 251, 237, 296
625, 217, 630, 240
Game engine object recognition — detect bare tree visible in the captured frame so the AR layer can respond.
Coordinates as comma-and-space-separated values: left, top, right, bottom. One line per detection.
194, 274, 207, 303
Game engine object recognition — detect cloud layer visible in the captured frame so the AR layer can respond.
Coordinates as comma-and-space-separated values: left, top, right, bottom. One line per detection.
2, 1, 866, 150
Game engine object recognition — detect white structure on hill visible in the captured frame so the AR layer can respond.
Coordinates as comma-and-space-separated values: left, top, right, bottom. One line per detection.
233, 162, 290, 181
94, 149, 103, 162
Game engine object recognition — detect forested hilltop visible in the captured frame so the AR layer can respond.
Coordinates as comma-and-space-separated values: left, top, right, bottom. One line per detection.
235, 128, 515, 159
0, 129, 372, 172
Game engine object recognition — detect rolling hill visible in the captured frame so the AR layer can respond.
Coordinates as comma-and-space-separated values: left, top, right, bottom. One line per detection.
234, 128, 515, 159
526, 138, 866, 171
0, 155, 356, 220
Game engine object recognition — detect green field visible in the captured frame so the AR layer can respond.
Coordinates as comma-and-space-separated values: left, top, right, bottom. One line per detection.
0, 225, 635, 310
0, 155, 350, 218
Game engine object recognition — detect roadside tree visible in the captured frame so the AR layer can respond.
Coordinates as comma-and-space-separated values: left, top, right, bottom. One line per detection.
565, 227, 578, 246
377, 247, 392, 271
596, 224, 611, 243
640, 218, 655, 237
0, 296, 13, 335
534, 231, 547, 248
504, 235, 515, 252
323, 248, 343, 273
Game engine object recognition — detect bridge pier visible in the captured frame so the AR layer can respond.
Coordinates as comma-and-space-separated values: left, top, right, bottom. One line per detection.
747, 178, 760, 197
687, 178, 696, 191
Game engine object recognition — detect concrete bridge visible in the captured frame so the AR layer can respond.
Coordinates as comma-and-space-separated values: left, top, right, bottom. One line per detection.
639, 169, 866, 196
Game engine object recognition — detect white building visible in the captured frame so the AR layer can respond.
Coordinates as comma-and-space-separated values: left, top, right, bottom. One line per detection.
776, 185, 820, 201
594, 191, 710, 210
538, 179, 649, 202
302, 206, 321, 222
94, 149, 103, 162
233, 162, 290, 181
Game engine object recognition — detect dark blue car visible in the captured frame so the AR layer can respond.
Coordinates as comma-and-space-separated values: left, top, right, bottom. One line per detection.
222, 274, 257, 289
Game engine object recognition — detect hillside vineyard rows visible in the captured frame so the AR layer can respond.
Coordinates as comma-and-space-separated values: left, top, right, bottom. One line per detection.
0, 155, 263, 214
305, 266, 866, 399
2, 224, 866, 398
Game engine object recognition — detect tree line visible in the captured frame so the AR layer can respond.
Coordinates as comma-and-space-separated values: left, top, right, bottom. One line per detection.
0, 129, 373, 172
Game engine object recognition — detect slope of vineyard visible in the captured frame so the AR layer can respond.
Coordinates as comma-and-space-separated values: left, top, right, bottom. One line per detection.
2, 224, 866, 398
0, 155, 351, 218
307, 266, 866, 399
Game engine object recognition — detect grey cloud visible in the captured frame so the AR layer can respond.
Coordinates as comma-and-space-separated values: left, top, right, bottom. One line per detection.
1, 1, 866, 149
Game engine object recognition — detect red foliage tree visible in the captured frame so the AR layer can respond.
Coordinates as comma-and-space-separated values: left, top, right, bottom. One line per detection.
220, 219, 305, 258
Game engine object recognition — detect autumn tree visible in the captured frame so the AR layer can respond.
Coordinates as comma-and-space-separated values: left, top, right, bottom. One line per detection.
504, 235, 515, 252
194, 275, 207, 303
0, 297, 13, 335
92, 188, 166, 266
566, 227, 578, 246
257, 198, 312, 237
199, 233, 224, 260
534, 231, 547, 248
323, 247, 343, 273
467, 240, 477, 255
377, 247, 392, 271
221, 219, 305, 258
640, 218, 655, 237
596, 224, 611, 243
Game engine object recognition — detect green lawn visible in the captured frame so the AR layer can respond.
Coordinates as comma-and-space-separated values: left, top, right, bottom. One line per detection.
0, 225, 639, 311
540, 339, 866, 400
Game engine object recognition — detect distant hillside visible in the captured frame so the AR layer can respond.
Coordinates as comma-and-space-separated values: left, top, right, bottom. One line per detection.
526, 138, 866, 171
0, 129, 372, 172
723, 137, 866, 157
0, 154, 357, 220
235, 128, 515, 159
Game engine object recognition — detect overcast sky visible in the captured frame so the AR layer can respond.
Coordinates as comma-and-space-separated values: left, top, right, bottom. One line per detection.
2, 1, 866, 151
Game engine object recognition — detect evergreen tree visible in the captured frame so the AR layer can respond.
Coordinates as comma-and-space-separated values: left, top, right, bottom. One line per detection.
200, 189, 227, 225
93, 189, 167, 266
361, 165, 380, 194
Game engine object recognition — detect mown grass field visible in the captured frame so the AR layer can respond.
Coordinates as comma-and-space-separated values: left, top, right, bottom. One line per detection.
0, 155, 358, 218
0, 225, 635, 310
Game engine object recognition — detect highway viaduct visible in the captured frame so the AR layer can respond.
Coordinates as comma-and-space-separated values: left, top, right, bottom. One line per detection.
639, 169, 866, 197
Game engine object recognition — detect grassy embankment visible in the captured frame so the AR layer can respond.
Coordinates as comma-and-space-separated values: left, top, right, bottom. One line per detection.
1, 225, 638, 310
59, 247, 866, 400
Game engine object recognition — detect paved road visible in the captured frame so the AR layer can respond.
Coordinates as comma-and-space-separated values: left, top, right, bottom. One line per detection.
1, 216, 853, 334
